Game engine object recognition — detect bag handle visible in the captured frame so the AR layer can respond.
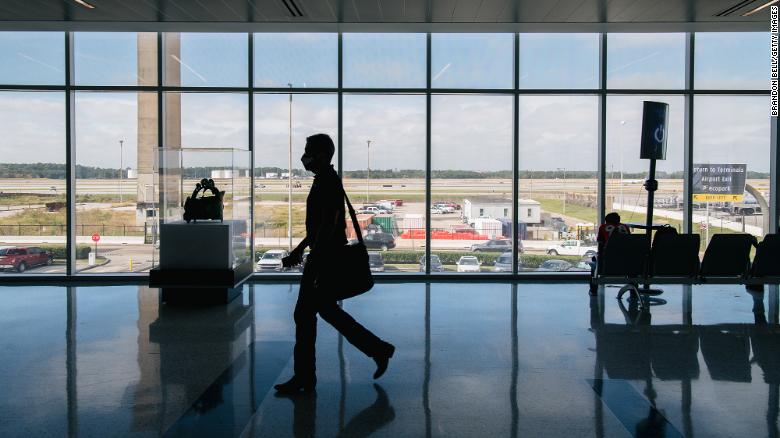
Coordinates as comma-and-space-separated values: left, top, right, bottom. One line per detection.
338, 177, 364, 245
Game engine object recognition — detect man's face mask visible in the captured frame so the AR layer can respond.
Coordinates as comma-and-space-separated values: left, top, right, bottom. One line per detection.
301, 150, 315, 171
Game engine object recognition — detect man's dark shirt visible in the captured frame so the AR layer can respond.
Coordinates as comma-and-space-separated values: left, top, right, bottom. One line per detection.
305, 165, 347, 251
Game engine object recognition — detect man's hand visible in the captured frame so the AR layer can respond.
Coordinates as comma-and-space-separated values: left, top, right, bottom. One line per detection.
282, 248, 303, 268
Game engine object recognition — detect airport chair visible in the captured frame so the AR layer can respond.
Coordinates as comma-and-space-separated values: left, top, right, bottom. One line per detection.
595, 234, 649, 300
647, 233, 701, 283
699, 234, 755, 283
748, 234, 780, 285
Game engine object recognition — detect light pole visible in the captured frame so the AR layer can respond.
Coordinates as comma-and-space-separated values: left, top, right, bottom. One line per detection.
287, 83, 293, 251
119, 139, 124, 203
557, 167, 567, 215
366, 140, 372, 204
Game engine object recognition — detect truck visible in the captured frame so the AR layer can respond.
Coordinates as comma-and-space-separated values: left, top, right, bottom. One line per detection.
546, 240, 597, 257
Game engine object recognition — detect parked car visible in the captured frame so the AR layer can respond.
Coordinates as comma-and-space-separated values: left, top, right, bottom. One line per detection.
456, 256, 482, 272
368, 252, 385, 272
430, 207, 445, 215
546, 240, 597, 257
0, 246, 53, 272
358, 206, 381, 214
493, 252, 522, 272
536, 259, 573, 272
361, 232, 396, 251
419, 254, 444, 272
433, 204, 455, 213
256, 249, 289, 272
470, 239, 515, 253
569, 261, 593, 271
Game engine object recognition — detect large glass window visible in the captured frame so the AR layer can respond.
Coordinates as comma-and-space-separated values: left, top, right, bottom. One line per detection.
0, 32, 64, 85
518, 34, 599, 89
431, 33, 513, 89
253, 93, 338, 271
606, 96, 685, 234
431, 94, 513, 274
519, 95, 599, 271
342, 94, 426, 273
0, 92, 66, 274
343, 33, 426, 88
254, 33, 337, 88
695, 32, 769, 90
0, 31, 774, 277
75, 92, 158, 273
163, 33, 247, 87
74, 32, 157, 86
692, 96, 770, 248
607, 33, 686, 89
167, 93, 249, 149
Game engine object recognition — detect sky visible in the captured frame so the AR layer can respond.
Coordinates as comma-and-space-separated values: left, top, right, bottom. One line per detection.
0, 31, 772, 174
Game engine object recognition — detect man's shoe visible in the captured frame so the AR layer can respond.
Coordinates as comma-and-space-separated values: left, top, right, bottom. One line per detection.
274, 375, 316, 394
373, 344, 395, 379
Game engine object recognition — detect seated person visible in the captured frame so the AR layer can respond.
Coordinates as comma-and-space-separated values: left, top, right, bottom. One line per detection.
589, 212, 631, 296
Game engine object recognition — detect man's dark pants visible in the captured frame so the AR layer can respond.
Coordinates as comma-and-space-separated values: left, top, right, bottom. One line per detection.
293, 257, 389, 379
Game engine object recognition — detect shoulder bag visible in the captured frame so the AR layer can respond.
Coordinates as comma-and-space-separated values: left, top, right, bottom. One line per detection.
316, 179, 374, 301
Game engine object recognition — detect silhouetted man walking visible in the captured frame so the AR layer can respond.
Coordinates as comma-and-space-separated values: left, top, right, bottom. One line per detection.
274, 133, 395, 394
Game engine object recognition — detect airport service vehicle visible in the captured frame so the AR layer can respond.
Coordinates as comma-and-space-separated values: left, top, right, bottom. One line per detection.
256, 249, 289, 272
471, 239, 513, 253
0, 247, 53, 272
368, 252, 385, 272
419, 254, 444, 272
493, 252, 523, 272
536, 259, 573, 272
546, 240, 597, 257
361, 232, 396, 251
456, 256, 482, 272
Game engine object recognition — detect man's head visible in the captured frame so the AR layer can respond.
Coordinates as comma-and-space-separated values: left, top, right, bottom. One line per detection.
301, 133, 335, 173
605, 212, 621, 224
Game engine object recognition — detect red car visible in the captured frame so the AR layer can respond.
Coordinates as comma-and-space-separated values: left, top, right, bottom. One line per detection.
0, 247, 53, 272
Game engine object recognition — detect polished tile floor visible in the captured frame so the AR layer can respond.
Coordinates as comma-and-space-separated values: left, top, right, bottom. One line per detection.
0, 282, 778, 438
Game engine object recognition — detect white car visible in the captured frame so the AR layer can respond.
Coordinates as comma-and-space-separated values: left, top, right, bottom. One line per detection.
456, 256, 482, 273
256, 249, 289, 272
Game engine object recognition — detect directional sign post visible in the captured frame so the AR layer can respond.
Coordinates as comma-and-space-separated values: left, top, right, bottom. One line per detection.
692, 164, 747, 202
692, 164, 746, 246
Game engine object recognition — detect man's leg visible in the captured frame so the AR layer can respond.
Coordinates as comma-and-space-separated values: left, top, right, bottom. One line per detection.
318, 300, 392, 358
293, 269, 318, 380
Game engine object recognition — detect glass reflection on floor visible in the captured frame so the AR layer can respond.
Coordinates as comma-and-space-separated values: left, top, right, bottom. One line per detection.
0, 283, 779, 437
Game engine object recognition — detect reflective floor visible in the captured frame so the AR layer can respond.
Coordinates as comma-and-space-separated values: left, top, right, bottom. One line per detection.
0, 282, 778, 437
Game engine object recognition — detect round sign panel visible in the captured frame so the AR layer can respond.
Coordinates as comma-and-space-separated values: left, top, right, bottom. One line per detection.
91, 233, 100, 242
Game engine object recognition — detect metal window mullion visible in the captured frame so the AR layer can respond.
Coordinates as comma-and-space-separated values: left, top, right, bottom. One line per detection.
425, 33, 432, 275
338, 32, 343, 175
65, 31, 76, 275
512, 33, 520, 275
157, 32, 165, 225
597, 32, 607, 226
683, 33, 695, 234
249, 32, 255, 264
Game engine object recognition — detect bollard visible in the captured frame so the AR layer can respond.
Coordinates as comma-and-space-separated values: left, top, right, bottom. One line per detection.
129, 257, 133, 271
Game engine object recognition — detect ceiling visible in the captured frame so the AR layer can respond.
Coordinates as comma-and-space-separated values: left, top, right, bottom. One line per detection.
0, 0, 772, 30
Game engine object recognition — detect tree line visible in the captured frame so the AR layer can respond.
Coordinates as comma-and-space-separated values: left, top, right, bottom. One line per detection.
0, 163, 770, 180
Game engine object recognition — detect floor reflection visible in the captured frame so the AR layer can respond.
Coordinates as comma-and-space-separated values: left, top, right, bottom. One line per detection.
6, 283, 780, 437
590, 285, 780, 438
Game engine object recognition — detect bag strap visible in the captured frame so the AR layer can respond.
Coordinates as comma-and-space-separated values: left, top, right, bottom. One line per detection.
338, 177, 364, 245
